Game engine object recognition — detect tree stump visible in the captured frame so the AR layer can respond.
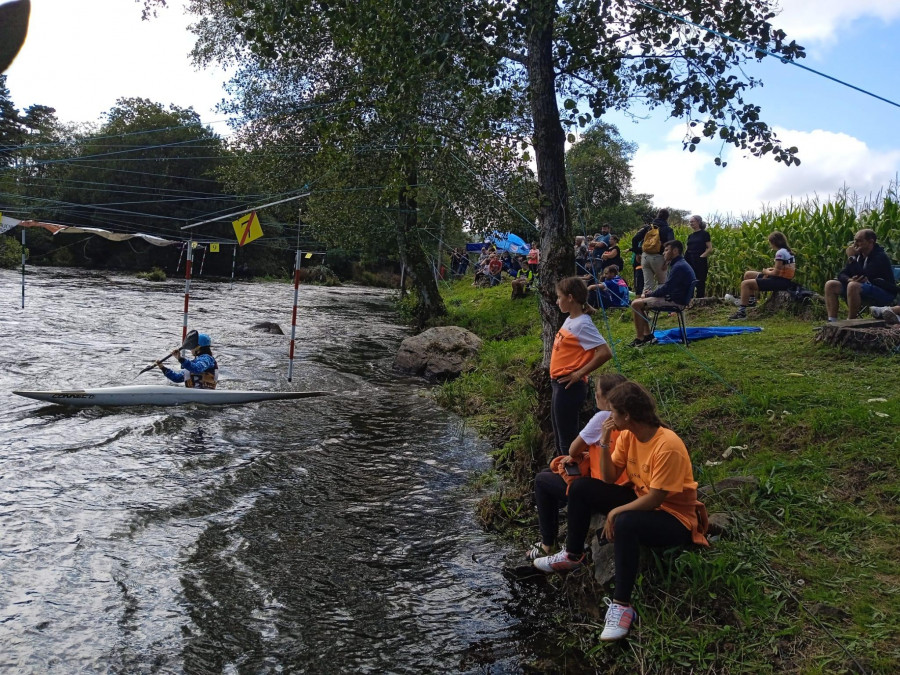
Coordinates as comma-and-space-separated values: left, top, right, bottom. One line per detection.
757, 289, 823, 318
815, 318, 900, 353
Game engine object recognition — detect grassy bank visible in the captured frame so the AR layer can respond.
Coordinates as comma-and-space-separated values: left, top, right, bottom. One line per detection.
433, 280, 899, 674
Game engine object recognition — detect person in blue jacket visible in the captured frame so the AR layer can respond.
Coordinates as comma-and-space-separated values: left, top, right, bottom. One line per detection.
156, 333, 218, 389
628, 240, 696, 347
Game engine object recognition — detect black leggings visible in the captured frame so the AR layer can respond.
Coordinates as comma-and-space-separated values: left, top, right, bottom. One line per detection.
685, 254, 708, 298
550, 378, 588, 456
566, 478, 692, 603
534, 469, 569, 546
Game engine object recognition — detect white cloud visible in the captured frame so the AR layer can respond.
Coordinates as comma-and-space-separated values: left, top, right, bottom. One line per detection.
631, 126, 900, 220
5, 0, 230, 126
774, 0, 900, 43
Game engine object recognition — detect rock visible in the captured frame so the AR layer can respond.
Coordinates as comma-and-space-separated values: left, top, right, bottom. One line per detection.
251, 321, 285, 335
589, 513, 616, 585
393, 326, 483, 381
809, 602, 851, 622
707, 512, 731, 537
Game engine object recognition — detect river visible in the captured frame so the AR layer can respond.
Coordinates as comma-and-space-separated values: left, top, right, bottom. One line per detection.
0, 267, 572, 673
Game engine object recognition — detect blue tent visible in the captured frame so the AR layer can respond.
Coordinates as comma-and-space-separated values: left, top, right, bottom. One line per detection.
490, 232, 530, 255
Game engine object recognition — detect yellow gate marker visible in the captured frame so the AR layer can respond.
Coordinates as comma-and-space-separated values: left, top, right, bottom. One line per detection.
232, 211, 263, 246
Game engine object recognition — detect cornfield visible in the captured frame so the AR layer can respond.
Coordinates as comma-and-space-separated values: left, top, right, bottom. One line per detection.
665, 188, 900, 297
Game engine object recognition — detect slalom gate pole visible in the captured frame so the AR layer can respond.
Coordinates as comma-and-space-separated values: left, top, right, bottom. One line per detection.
175, 243, 185, 273
20, 228, 25, 309
230, 245, 237, 289
182, 243, 193, 342
199, 246, 208, 276
287, 249, 302, 382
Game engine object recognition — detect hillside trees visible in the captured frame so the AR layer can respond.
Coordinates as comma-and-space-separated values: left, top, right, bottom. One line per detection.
146, 0, 805, 354
146, 0, 533, 325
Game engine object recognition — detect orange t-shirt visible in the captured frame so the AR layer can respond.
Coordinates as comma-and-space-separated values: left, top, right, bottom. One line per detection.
610, 427, 708, 545
549, 314, 606, 379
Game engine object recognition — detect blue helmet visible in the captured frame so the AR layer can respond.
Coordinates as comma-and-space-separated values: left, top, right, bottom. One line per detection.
197, 333, 212, 347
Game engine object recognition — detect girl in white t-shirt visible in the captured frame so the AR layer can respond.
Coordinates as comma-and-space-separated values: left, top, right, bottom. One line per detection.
527, 373, 627, 560
730, 231, 796, 320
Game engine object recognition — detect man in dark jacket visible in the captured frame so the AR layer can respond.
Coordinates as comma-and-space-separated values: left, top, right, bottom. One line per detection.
824, 229, 897, 321
635, 209, 675, 294
629, 240, 696, 346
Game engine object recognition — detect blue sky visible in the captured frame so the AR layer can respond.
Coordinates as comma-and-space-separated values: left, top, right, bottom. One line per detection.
5, 0, 900, 221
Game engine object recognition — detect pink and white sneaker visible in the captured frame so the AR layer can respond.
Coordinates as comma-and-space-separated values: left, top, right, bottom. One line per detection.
532, 549, 585, 573
600, 597, 637, 641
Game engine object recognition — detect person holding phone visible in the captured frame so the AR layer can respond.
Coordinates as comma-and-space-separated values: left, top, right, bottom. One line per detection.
526, 374, 627, 560
532, 382, 709, 642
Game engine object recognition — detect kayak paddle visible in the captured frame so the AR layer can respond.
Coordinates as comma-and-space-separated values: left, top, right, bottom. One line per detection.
137, 330, 199, 376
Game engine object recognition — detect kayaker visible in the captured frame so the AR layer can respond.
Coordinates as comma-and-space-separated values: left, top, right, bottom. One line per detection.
156, 333, 218, 389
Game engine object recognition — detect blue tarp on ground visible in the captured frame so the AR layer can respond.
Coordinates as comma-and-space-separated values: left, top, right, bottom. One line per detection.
652, 325, 762, 344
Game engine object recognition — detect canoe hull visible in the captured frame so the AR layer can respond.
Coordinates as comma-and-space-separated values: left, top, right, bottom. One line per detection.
12, 385, 329, 407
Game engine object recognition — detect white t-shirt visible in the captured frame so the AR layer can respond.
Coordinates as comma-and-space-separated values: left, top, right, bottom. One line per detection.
579, 409, 612, 444
561, 314, 607, 351
774, 248, 794, 264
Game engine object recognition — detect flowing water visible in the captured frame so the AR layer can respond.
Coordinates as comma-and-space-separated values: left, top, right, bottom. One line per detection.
0, 267, 566, 674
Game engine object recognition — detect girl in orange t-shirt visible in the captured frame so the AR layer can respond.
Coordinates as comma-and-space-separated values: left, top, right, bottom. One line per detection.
527, 373, 627, 560
533, 382, 708, 642
548, 277, 612, 456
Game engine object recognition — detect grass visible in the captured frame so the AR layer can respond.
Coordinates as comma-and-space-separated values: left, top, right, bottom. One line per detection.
433, 279, 900, 674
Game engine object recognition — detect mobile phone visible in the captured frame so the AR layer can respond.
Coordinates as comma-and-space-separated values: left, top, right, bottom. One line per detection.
563, 462, 581, 477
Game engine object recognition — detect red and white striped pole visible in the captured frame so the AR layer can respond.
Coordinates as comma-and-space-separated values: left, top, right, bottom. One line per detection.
199, 245, 208, 276
182, 243, 193, 342
287, 249, 302, 382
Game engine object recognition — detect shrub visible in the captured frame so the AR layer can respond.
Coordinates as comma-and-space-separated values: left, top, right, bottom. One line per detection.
0, 233, 25, 269
136, 267, 167, 282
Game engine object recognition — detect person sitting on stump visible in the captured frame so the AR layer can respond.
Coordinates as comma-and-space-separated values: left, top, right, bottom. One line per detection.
824, 229, 897, 321
157, 333, 218, 389
532, 381, 709, 642
729, 231, 795, 320
628, 240, 696, 347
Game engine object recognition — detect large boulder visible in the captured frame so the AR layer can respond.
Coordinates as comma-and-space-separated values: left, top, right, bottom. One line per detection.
393, 326, 483, 381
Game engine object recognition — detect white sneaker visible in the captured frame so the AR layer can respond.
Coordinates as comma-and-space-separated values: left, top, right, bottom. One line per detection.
532, 548, 585, 573
871, 306, 888, 319
600, 597, 637, 641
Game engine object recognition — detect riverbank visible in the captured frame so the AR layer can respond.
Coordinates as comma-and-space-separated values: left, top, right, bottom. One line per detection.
433, 280, 899, 673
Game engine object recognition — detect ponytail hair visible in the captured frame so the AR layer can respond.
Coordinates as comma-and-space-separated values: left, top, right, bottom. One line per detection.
606, 381, 663, 427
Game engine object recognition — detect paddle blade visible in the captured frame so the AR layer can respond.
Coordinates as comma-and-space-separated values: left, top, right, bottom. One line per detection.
181, 330, 199, 351
137, 363, 157, 376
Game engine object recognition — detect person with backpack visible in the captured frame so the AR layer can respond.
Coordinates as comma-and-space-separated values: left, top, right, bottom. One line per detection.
636, 209, 674, 294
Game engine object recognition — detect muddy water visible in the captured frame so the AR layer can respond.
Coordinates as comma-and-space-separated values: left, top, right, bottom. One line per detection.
0, 267, 570, 673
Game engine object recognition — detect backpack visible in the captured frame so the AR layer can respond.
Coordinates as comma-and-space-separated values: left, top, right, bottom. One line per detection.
642, 225, 662, 254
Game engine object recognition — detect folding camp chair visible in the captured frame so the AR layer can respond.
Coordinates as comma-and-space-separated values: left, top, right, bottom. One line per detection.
648, 280, 699, 346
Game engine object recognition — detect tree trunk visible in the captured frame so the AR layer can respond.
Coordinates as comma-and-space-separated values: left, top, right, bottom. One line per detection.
525, 0, 573, 367
397, 156, 446, 327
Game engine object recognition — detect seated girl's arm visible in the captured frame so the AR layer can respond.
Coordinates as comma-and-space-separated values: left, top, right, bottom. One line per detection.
597, 417, 624, 483
567, 435, 588, 462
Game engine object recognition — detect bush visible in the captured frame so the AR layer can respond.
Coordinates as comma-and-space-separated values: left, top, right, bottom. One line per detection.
136, 267, 167, 282
0, 233, 25, 269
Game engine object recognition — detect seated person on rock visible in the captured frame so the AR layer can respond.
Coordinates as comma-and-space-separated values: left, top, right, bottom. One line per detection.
527, 373, 627, 561
824, 229, 898, 322
532, 382, 709, 642
628, 240, 696, 347
156, 333, 218, 389
587, 265, 630, 309
729, 231, 795, 320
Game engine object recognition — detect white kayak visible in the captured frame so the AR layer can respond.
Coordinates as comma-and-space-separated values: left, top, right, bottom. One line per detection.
12, 385, 330, 407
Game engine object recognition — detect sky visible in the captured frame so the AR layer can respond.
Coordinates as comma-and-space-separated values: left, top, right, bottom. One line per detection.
5, 0, 900, 222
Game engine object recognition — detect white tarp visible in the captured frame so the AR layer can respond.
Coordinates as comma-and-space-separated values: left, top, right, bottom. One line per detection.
1, 216, 176, 245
